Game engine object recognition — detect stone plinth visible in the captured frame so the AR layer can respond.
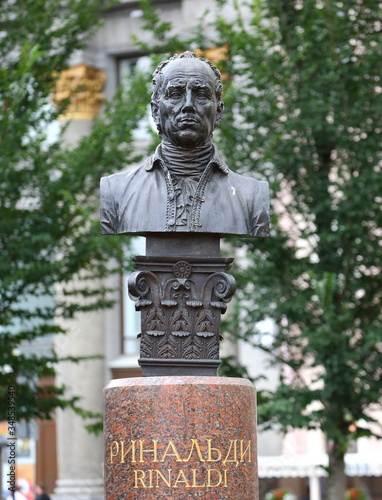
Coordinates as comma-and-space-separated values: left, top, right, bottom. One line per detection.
104, 376, 258, 499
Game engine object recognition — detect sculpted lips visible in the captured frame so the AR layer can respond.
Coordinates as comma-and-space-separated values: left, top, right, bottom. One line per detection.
178, 115, 199, 126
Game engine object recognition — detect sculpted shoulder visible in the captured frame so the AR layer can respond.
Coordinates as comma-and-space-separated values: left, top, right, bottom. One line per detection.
228, 168, 268, 189
227, 170, 270, 237
101, 159, 150, 194
227, 170, 269, 205
100, 159, 153, 235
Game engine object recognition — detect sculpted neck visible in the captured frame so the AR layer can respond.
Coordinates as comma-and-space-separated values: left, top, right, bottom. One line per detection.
161, 141, 214, 178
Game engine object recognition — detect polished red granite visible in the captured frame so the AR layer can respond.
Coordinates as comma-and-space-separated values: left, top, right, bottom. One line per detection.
104, 376, 258, 499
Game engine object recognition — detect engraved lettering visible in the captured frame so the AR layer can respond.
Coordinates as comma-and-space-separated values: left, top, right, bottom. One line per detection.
207, 439, 222, 462
161, 440, 183, 462
134, 470, 147, 488
191, 469, 206, 487
173, 469, 190, 488
121, 437, 249, 489
139, 439, 159, 462
121, 440, 137, 464
132, 467, 230, 489
223, 440, 239, 466
147, 469, 154, 488
206, 469, 223, 487
240, 440, 252, 463
154, 469, 172, 487
183, 438, 206, 462
223, 469, 228, 487
110, 441, 119, 464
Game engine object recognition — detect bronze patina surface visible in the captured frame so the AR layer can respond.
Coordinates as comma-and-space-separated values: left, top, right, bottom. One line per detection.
100, 51, 270, 375
100, 52, 269, 238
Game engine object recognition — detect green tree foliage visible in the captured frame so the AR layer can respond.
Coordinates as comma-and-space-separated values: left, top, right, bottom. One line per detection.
136, 0, 382, 496
211, 1, 382, 497
0, 0, 150, 421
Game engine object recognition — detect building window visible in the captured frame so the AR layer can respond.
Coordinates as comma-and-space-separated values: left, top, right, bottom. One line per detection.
118, 55, 151, 83
118, 55, 155, 140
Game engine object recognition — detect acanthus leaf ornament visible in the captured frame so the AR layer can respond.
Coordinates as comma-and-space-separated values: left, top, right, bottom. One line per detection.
128, 256, 236, 374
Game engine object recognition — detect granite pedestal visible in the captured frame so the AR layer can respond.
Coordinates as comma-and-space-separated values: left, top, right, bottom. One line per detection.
104, 376, 258, 499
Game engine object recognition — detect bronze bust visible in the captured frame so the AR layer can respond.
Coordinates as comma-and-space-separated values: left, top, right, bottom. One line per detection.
100, 51, 269, 238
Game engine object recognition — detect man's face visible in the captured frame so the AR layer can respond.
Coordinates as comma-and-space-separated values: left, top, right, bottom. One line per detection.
152, 58, 223, 148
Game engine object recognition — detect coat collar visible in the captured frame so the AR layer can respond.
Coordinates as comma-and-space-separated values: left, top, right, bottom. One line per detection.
145, 143, 229, 175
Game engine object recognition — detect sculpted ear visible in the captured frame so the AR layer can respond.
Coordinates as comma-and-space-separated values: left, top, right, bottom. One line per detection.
151, 101, 162, 135
151, 101, 159, 125
151, 101, 163, 136
215, 100, 224, 127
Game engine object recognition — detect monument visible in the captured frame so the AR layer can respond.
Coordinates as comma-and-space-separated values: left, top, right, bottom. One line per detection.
102, 51, 269, 499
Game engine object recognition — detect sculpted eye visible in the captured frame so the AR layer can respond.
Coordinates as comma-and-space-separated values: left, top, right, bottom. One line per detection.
195, 89, 212, 99
167, 88, 183, 99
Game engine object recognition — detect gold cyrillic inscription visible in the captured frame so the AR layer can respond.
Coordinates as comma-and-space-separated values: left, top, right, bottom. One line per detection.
223, 440, 239, 466
160, 440, 183, 462
182, 438, 206, 462
109, 438, 252, 466
207, 439, 222, 462
109, 438, 253, 489
139, 439, 158, 462
240, 439, 252, 463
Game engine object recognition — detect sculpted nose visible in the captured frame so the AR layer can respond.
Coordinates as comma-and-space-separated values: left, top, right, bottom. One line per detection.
182, 90, 195, 112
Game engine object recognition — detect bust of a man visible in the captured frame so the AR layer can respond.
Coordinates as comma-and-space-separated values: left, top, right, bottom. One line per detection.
100, 51, 269, 237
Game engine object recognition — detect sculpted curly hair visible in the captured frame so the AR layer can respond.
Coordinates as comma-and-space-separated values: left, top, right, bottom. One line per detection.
151, 51, 224, 108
